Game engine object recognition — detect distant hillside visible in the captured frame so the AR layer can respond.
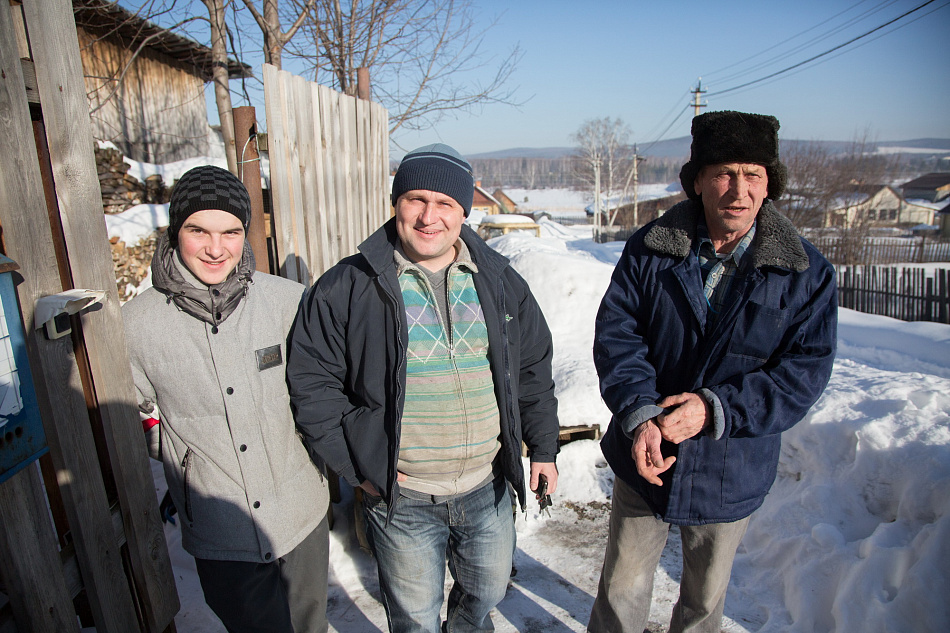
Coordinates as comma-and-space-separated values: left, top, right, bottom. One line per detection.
467, 138, 950, 161
876, 138, 950, 151
466, 138, 691, 160
467, 147, 574, 159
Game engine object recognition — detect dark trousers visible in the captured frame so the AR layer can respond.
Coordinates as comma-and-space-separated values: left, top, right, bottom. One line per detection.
195, 517, 329, 633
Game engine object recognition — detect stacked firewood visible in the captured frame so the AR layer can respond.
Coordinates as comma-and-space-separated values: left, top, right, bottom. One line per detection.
96, 146, 169, 214
110, 231, 160, 303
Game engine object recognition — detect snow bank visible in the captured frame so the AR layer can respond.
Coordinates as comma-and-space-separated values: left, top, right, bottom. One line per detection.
105, 203, 170, 243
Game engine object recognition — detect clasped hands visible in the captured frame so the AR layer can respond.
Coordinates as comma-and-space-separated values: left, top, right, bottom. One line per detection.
632, 392, 711, 486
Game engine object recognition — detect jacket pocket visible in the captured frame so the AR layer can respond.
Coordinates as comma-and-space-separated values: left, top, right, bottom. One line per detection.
727, 302, 787, 362
721, 435, 779, 506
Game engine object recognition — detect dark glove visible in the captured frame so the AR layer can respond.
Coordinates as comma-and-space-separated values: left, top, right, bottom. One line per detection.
159, 491, 178, 525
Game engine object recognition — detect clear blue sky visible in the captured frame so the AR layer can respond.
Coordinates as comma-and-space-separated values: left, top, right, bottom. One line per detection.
380, 0, 950, 155
195, 0, 949, 156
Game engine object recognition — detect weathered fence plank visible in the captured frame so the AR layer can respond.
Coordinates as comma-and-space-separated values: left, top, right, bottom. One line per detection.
25, 2, 178, 630
837, 266, 950, 324
0, 4, 124, 630
813, 237, 950, 265
263, 64, 390, 284
0, 467, 76, 633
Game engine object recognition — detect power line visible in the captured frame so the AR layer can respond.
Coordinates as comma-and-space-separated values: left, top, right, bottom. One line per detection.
702, 0, 893, 84
640, 104, 692, 152
706, 0, 938, 98
704, 1, 949, 101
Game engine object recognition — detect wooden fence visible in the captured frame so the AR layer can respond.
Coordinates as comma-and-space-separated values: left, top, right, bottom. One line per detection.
0, 1, 177, 631
837, 266, 950, 324
263, 64, 390, 285
812, 236, 950, 265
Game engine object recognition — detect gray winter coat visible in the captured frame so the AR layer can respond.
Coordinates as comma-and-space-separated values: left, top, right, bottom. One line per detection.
123, 252, 327, 563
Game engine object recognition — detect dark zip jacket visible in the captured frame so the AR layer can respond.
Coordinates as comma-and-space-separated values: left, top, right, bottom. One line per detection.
288, 219, 559, 516
595, 199, 837, 525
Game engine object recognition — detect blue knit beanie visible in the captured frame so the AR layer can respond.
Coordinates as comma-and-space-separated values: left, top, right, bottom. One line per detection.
391, 143, 475, 216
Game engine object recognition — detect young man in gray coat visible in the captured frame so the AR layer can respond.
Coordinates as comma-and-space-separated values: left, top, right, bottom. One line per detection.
123, 165, 330, 633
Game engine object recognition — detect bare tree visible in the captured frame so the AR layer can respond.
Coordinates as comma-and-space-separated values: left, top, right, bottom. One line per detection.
286, 0, 523, 136
198, 0, 239, 172
784, 131, 901, 264
572, 117, 637, 227
239, 0, 313, 69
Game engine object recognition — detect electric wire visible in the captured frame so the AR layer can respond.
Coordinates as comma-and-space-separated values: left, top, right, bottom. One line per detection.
705, 0, 939, 98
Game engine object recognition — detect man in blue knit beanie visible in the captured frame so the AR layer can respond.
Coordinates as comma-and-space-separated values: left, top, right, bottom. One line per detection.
289, 143, 561, 632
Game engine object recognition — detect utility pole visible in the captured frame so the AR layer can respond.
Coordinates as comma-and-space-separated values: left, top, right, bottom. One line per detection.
632, 145, 645, 228
691, 78, 707, 117
594, 159, 602, 240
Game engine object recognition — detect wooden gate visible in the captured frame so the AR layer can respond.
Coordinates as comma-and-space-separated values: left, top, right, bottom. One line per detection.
0, 1, 177, 631
263, 64, 391, 285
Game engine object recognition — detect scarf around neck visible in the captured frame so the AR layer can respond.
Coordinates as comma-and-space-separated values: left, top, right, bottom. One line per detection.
149, 231, 255, 326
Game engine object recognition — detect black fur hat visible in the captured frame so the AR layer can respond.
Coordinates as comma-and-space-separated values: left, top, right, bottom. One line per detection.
679, 110, 788, 201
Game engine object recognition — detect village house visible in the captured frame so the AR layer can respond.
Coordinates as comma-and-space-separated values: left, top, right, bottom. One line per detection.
939, 202, 950, 238
470, 182, 507, 216
609, 192, 688, 227
900, 172, 950, 203
492, 188, 519, 214
74, 0, 250, 163
822, 184, 935, 228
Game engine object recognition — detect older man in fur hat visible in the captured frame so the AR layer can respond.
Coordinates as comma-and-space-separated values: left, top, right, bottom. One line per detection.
588, 111, 838, 633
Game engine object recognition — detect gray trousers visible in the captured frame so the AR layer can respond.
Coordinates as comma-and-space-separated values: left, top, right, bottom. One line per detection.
195, 517, 330, 633
588, 477, 750, 633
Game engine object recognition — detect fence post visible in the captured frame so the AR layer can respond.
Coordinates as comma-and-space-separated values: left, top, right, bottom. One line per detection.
233, 105, 270, 274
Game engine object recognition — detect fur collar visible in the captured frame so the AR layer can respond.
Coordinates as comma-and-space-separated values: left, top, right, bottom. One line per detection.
643, 199, 809, 272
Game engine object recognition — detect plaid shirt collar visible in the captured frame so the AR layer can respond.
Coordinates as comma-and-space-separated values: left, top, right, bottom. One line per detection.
696, 220, 756, 265
696, 219, 756, 316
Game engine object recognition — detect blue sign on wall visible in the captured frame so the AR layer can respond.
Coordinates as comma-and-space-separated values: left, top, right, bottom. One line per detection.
0, 255, 48, 484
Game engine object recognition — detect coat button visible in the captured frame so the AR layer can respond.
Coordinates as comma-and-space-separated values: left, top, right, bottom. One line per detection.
264, 552, 272, 560
226, 387, 234, 395
211, 326, 218, 334
212, 289, 220, 296
240, 444, 247, 452
253, 501, 261, 509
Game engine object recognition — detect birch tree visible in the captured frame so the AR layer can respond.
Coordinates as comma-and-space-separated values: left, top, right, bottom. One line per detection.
572, 117, 637, 227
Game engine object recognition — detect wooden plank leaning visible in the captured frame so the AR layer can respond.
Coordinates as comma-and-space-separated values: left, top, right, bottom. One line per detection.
23, 0, 178, 631
0, 3, 127, 632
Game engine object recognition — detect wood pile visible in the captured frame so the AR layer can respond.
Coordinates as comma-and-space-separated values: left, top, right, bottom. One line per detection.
110, 231, 159, 303
96, 145, 168, 214
97, 145, 169, 301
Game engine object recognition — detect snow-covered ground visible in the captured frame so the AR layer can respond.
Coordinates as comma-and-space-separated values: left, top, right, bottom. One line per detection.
122, 193, 950, 633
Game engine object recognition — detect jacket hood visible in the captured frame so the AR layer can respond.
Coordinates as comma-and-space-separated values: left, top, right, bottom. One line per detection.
643, 199, 809, 272
150, 231, 255, 325
358, 218, 510, 276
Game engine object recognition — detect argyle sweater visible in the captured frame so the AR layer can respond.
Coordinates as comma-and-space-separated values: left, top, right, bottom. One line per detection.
395, 244, 501, 497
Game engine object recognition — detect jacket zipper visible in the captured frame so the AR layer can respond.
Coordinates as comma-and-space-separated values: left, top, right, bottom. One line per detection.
181, 448, 193, 522
379, 272, 404, 521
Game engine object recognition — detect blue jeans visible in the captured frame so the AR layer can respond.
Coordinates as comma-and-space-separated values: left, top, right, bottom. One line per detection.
363, 477, 515, 633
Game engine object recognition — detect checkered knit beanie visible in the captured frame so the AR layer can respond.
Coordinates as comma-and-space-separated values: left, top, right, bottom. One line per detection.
391, 143, 475, 216
167, 165, 251, 244
679, 110, 788, 201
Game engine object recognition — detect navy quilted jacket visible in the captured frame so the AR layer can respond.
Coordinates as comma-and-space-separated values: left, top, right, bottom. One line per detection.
595, 199, 837, 525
